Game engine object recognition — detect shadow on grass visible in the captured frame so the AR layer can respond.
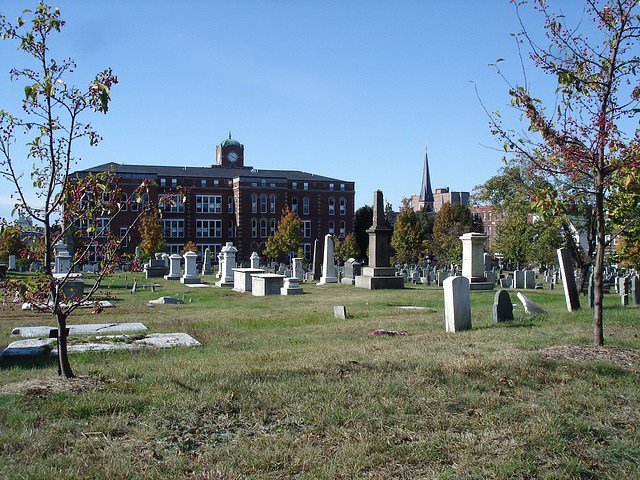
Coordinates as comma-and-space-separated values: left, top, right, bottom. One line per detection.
0, 352, 57, 370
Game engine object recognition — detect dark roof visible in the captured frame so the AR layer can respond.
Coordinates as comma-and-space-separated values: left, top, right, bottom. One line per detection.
77, 162, 352, 184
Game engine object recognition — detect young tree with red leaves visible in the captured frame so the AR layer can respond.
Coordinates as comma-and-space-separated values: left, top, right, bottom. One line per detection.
0, 4, 154, 377
488, 0, 640, 345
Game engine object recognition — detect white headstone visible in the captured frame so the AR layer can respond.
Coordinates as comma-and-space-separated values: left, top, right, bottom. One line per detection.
201, 247, 213, 275
250, 251, 260, 269
181, 251, 200, 284
8, 254, 16, 271
292, 257, 304, 280
164, 254, 182, 280
215, 242, 237, 287
318, 234, 338, 284
443, 276, 471, 332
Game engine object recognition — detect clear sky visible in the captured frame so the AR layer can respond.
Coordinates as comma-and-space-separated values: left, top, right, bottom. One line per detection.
0, 0, 571, 221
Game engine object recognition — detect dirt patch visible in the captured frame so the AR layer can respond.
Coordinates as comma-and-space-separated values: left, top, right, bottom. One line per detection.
0, 375, 107, 397
540, 344, 640, 370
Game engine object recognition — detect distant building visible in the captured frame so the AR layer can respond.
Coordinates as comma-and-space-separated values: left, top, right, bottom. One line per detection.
469, 205, 501, 249
409, 145, 468, 213
72, 134, 355, 263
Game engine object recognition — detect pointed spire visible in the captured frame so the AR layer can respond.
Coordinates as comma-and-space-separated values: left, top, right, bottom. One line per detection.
419, 143, 434, 205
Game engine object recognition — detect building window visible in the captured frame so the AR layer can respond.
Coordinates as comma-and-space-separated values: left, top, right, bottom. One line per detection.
196, 195, 222, 214
261, 179, 267, 187
96, 218, 110, 238
120, 227, 128, 247
260, 218, 268, 238
201, 179, 207, 188
119, 193, 128, 212
303, 182, 309, 190
251, 218, 258, 238
303, 197, 309, 215
329, 183, 334, 190
130, 196, 139, 212
291, 197, 298, 214
270, 218, 276, 237
340, 221, 346, 239
302, 243, 311, 261
329, 221, 335, 235
164, 219, 184, 238
260, 194, 268, 213
339, 197, 346, 215
270, 194, 276, 213
171, 178, 177, 187
214, 179, 219, 187
292, 182, 297, 189
302, 220, 311, 238
167, 244, 183, 255
251, 194, 257, 213
141, 193, 150, 209
228, 196, 234, 214
329, 198, 335, 215
228, 219, 235, 238
196, 219, 222, 238
160, 178, 166, 187
159, 194, 184, 213
340, 184, 345, 191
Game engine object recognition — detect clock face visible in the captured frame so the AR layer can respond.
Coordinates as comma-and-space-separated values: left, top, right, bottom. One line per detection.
228, 152, 238, 163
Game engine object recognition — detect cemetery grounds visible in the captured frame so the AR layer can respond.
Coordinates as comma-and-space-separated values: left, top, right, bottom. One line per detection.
0, 272, 639, 479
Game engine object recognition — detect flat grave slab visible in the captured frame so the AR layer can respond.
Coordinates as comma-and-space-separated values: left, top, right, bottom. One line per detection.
1, 332, 201, 357
11, 322, 148, 338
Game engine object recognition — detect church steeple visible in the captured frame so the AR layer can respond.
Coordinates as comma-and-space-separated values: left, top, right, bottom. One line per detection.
419, 143, 434, 212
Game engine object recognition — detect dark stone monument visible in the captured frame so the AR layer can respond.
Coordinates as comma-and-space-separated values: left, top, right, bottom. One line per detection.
588, 272, 595, 309
493, 289, 514, 323
557, 247, 580, 312
310, 239, 322, 281
631, 276, 640, 306
355, 190, 403, 290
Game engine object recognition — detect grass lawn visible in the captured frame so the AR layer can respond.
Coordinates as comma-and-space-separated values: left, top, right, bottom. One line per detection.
0, 272, 639, 479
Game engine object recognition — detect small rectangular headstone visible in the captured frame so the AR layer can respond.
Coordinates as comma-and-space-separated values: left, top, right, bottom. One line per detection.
334, 305, 346, 320
443, 276, 471, 332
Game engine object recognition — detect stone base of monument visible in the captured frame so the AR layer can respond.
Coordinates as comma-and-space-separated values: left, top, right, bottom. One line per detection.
281, 277, 303, 295
215, 279, 234, 288
341, 277, 355, 285
355, 267, 404, 290
180, 275, 201, 285
468, 279, 494, 291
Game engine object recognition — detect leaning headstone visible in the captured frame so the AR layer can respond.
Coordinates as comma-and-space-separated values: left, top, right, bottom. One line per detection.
443, 276, 471, 332
516, 292, 546, 315
493, 289, 513, 323
164, 254, 182, 280
334, 305, 347, 320
318, 234, 338, 285
557, 248, 581, 312
588, 272, 595, 309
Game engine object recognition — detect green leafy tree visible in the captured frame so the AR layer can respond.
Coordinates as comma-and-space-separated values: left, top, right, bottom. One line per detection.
334, 233, 360, 264
485, 0, 640, 345
493, 210, 535, 269
429, 202, 477, 266
0, 5, 152, 377
608, 167, 640, 268
263, 207, 302, 262
139, 207, 164, 257
0, 224, 30, 268
391, 198, 429, 264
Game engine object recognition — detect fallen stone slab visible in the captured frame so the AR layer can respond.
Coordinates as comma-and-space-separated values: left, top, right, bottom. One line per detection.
394, 306, 428, 310
1, 333, 201, 357
11, 322, 148, 338
21, 300, 114, 311
148, 296, 184, 305
516, 292, 547, 315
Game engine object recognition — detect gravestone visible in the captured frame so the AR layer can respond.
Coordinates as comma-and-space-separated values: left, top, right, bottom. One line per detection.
342, 258, 361, 284
588, 273, 595, 309
620, 275, 630, 306
292, 257, 304, 281
281, 276, 303, 295
310, 239, 322, 281
524, 270, 535, 289
201, 247, 213, 275
493, 289, 513, 323
8, 255, 16, 271
557, 248, 580, 312
215, 242, 237, 287
318, 234, 338, 285
443, 276, 471, 332
512, 270, 524, 289
516, 292, 546, 315
251, 273, 285, 296
437, 271, 449, 286
460, 232, 492, 290
145, 258, 169, 278
355, 190, 403, 290
483, 252, 492, 273
164, 254, 182, 280
54, 241, 71, 275
631, 276, 640, 306
250, 252, 260, 269
180, 251, 200, 284
334, 305, 347, 320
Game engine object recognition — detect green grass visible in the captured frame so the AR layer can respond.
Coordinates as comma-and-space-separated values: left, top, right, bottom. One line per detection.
1, 272, 639, 479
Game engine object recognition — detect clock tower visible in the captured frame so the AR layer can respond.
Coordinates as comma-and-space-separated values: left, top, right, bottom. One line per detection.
216, 132, 244, 167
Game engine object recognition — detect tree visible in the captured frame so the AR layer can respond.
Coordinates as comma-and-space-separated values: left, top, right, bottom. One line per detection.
0, 5, 152, 377
354, 205, 373, 260
608, 167, 640, 268
263, 207, 302, 262
429, 203, 477, 266
486, 0, 640, 345
139, 207, 164, 256
391, 198, 429, 264
334, 233, 360, 263
0, 223, 30, 269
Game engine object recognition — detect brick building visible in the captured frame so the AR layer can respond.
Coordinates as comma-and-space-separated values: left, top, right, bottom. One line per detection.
73, 135, 355, 263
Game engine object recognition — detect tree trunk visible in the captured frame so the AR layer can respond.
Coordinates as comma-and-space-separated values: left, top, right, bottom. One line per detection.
56, 312, 75, 378
593, 187, 606, 346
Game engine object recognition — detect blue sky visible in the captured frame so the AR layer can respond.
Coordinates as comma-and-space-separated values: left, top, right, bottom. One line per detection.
0, 0, 569, 220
